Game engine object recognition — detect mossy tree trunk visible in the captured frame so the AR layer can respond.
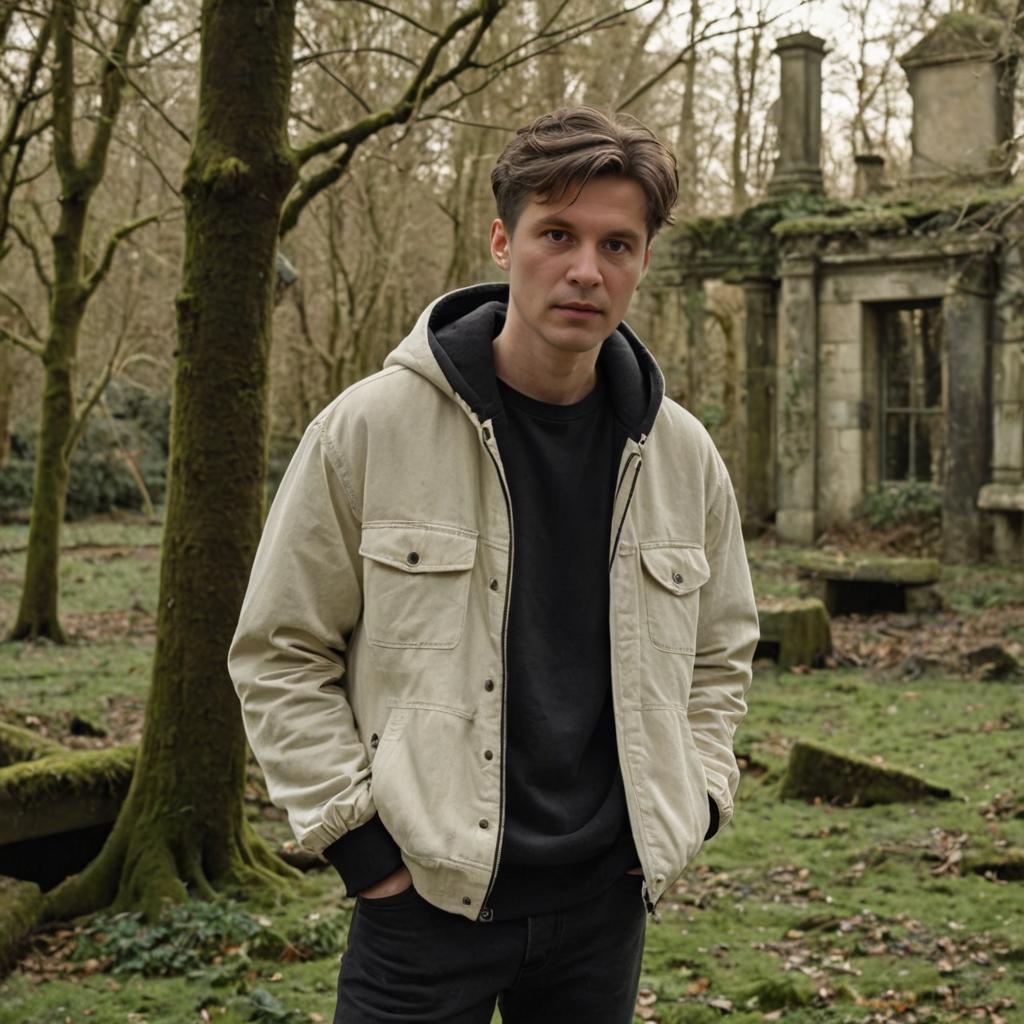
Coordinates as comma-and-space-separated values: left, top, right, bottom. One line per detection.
10, 0, 150, 642
46, 0, 300, 921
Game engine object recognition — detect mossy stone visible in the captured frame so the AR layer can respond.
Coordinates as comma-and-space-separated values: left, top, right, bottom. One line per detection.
0, 874, 43, 974
757, 598, 831, 668
796, 553, 941, 584
779, 739, 952, 806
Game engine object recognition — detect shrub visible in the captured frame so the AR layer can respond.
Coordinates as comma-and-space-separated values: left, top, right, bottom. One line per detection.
72, 900, 280, 977
854, 481, 941, 530
0, 381, 171, 522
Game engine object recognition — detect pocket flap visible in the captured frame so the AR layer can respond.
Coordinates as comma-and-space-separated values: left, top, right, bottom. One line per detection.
360, 523, 478, 573
640, 544, 710, 595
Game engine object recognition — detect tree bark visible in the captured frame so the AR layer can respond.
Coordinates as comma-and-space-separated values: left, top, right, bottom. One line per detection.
46, 0, 299, 920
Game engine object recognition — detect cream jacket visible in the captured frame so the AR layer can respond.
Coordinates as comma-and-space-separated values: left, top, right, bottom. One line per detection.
229, 285, 758, 920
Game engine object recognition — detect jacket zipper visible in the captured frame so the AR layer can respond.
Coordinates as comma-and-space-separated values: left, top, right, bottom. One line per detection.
608, 434, 646, 570
608, 435, 661, 919
480, 424, 513, 918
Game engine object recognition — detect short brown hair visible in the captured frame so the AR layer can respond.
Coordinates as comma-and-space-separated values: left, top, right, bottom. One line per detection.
490, 106, 678, 241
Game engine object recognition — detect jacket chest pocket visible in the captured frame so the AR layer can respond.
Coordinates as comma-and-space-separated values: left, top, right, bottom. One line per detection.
639, 543, 710, 655
359, 523, 478, 649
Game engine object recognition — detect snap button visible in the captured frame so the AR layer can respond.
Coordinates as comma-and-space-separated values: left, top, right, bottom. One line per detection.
479, 907, 493, 922
484, 749, 493, 761
672, 571, 683, 585
407, 551, 420, 566
479, 819, 489, 829
488, 578, 499, 592
462, 896, 472, 906
370, 733, 379, 748
484, 679, 495, 692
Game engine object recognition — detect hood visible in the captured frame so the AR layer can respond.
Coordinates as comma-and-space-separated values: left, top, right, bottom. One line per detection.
384, 283, 665, 442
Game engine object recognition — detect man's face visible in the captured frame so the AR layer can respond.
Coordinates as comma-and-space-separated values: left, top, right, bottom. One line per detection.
489, 176, 652, 360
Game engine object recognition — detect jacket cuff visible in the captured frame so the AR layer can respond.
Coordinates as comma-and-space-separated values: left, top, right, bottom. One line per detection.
704, 794, 720, 841
323, 815, 404, 895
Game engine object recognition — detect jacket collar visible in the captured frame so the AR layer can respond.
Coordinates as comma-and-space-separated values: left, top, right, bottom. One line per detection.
384, 284, 664, 442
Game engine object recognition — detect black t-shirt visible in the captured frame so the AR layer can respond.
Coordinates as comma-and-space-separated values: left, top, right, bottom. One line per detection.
485, 371, 639, 920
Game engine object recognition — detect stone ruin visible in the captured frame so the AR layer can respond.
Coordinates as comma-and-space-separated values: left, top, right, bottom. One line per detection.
648, 13, 1024, 563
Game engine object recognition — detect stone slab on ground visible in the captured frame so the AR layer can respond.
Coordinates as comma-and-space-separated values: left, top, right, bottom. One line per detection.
0, 874, 43, 974
779, 739, 952, 806
0, 745, 136, 845
796, 553, 942, 614
795, 553, 941, 585
756, 597, 832, 668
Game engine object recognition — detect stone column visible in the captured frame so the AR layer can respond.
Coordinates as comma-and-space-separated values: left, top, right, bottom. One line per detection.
743, 278, 776, 531
769, 33, 826, 196
776, 254, 818, 544
683, 277, 706, 412
942, 272, 991, 562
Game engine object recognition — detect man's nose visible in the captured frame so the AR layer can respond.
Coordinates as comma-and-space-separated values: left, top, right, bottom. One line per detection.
567, 246, 601, 287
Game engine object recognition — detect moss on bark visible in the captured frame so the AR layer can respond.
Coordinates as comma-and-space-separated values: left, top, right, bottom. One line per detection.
44, 0, 299, 922
0, 876, 43, 974
0, 722, 64, 767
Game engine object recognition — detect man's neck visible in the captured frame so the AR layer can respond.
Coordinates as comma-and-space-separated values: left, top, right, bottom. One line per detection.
493, 328, 600, 406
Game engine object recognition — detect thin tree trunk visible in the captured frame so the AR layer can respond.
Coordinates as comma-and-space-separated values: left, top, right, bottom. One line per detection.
678, 0, 700, 212
10, 0, 146, 642
0, 343, 11, 467
47, 0, 299, 920
9, 189, 88, 642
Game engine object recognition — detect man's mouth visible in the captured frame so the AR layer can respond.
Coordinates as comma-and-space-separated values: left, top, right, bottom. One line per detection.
556, 302, 602, 316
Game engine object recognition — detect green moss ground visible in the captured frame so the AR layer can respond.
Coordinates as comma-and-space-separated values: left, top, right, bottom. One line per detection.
0, 521, 1022, 1023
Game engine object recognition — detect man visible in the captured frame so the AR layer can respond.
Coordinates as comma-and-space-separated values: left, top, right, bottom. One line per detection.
229, 106, 758, 1023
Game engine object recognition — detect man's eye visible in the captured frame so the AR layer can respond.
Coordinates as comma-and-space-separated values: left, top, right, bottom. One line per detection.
606, 240, 628, 254
546, 230, 568, 242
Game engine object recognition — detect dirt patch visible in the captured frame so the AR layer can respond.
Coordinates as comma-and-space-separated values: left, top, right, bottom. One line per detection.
829, 606, 1024, 678
63, 609, 156, 643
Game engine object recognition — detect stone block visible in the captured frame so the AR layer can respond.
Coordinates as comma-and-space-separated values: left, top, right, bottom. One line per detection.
779, 740, 952, 805
756, 598, 831, 668
796, 554, 941, 614
796, 553, 940, 585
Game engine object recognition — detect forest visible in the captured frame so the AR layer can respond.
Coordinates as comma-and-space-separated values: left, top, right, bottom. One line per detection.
1, 0, 1023, 1022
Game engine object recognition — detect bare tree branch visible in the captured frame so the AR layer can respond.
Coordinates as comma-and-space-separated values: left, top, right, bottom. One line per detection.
8, 218, 52, 293
336, 0, 440, 38
0, 283, 44, 343
281, 0, 505, 235
0, 323, 44, 358
81, 210, 162, 300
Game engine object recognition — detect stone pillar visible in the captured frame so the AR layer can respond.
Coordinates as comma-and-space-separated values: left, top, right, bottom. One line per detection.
942, 273, 991, 562
769, 33, 826, 197
743, 278, 776, 532
776, 254, 818, 544
683, 277, 705, 411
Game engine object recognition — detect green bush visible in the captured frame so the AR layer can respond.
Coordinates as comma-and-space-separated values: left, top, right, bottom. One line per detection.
854, 481, 941, 529
0, 381, 170, 522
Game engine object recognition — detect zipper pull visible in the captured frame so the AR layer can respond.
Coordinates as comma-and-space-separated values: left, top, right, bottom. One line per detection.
642, 883, 660, 922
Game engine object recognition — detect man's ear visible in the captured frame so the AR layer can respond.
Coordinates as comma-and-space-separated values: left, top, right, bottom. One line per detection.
490, 218, 511, 272
640, 243, 653, 278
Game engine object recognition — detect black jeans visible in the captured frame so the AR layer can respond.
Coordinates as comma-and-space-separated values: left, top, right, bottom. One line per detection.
334, 873, 646, 1023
